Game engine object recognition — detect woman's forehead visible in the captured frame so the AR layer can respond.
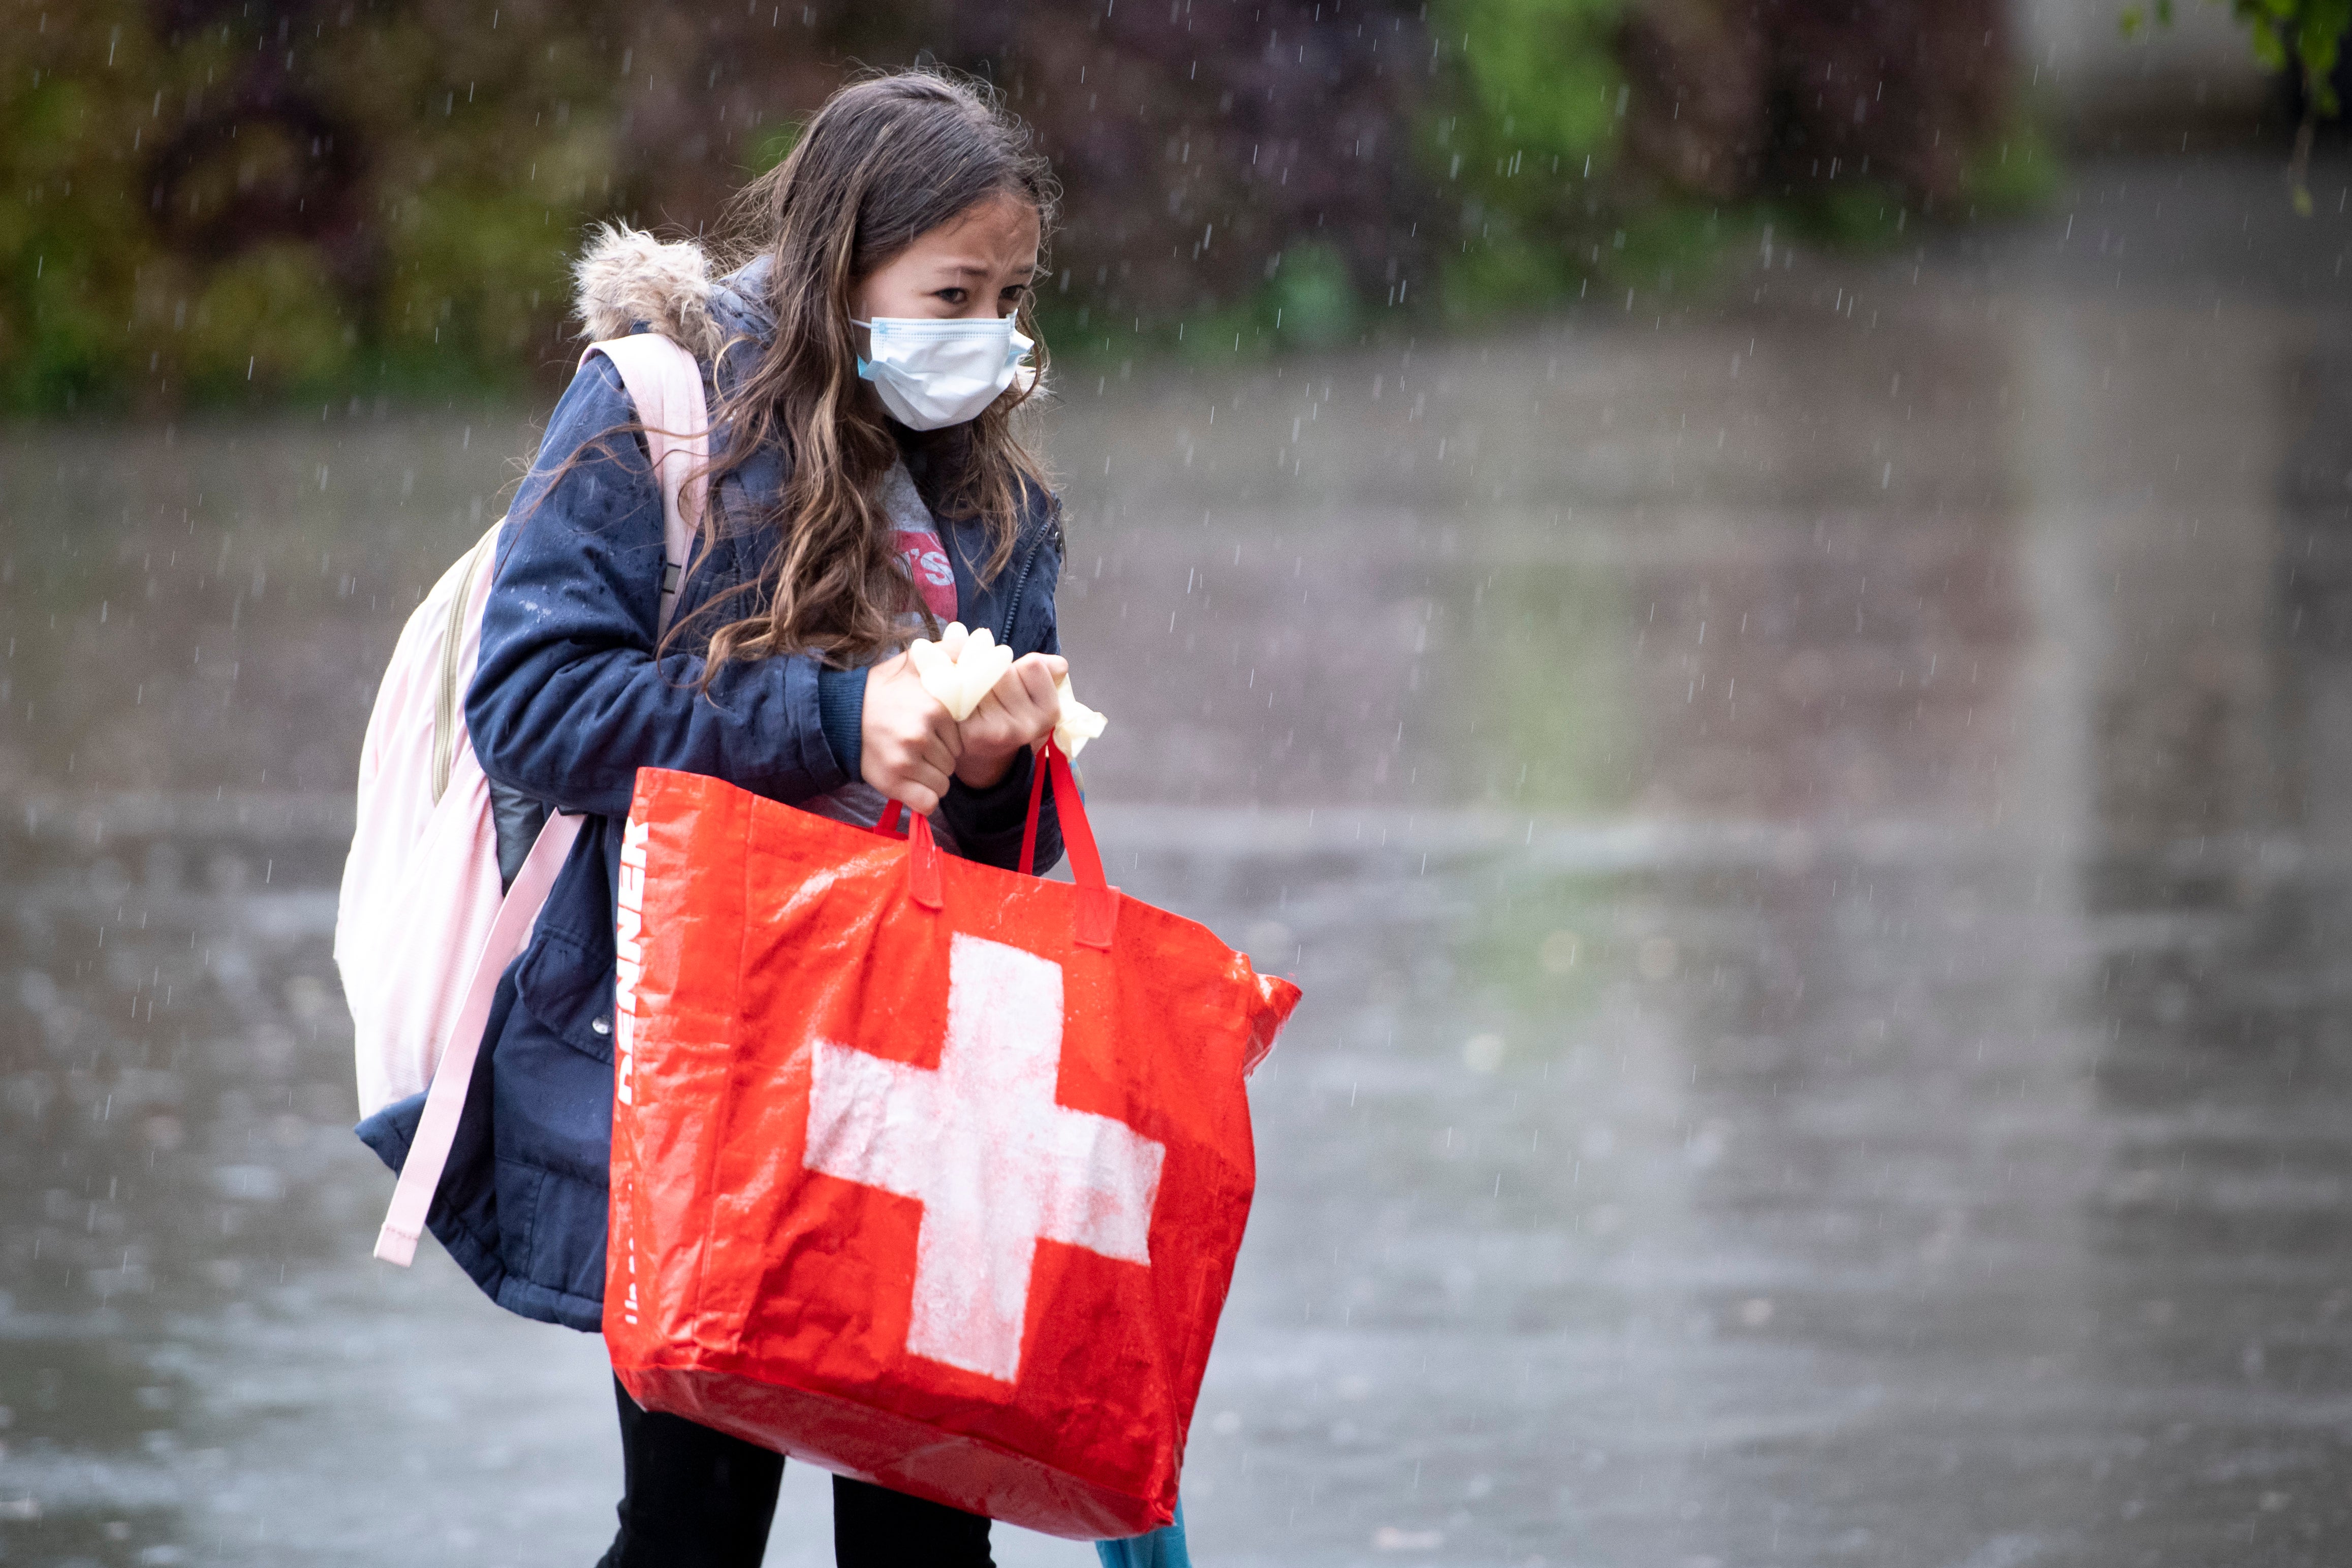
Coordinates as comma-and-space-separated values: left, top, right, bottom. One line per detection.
916, 257, 1039, 280
906, 195, 1039, 269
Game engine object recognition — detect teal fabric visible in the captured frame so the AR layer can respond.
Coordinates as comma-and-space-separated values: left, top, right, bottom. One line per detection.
1096, 1501, 1190, 1567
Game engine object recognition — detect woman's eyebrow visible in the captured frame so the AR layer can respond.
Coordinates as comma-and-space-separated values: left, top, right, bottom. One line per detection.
930, 260, 1038, 280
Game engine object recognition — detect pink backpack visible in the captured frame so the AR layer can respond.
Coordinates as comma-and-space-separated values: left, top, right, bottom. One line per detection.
336, 333, 710, 1267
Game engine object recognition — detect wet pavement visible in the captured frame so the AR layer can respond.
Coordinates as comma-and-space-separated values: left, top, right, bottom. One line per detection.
4, 151, 2351, 1566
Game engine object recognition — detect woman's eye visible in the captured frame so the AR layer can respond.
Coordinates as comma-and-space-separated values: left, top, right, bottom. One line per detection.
935, 288, 967, 305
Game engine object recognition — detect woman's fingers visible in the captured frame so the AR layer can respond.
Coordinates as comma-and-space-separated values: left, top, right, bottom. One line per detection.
1010, 651, 1066, 694
877, 731, 952, 814
893, 770, 947, 817
1009, 654, 1064, 712
862, 651, 960, 813
892, 707, 957, 808
972, 654, 1063, 742
875, 647, 1081, 806
920, 724, 960, 778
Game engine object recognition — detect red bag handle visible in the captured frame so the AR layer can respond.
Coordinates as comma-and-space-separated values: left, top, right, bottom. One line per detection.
903, 812, 945, 910
1022, 737, 1116, 949
1017, 746, 1049, 875
881, 739, 1115, 946
869, 797, 943, 908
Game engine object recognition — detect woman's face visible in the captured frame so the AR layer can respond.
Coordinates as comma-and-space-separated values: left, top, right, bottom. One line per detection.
851, 192, 1040, 331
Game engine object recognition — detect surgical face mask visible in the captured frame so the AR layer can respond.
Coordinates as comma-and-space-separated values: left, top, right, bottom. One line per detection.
853, 314, 1036, 430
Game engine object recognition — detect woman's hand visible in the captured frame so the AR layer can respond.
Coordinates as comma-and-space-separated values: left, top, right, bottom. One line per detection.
860, 651, 961, 815
953, 652, 1067, 789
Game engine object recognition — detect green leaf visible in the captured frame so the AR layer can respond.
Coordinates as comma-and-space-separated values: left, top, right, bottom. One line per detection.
2247, 16, 2287, 69
2298, 0, 2351, 99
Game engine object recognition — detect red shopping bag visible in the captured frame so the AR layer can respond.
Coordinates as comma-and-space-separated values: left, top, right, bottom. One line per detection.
604, 743, 1300, 1539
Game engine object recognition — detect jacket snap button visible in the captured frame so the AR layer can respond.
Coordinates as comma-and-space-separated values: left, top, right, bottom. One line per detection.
592, 1017, 611, 1035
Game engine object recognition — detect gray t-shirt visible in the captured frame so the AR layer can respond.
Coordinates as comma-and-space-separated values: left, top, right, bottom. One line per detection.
799, 458, 962, 849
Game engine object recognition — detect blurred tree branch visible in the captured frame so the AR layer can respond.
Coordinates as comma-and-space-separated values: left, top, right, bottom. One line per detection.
2122, 0, 2349, 211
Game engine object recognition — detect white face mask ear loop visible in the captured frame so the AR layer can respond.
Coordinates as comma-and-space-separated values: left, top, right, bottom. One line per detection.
848, 313, 874, 384
1008, 311, 1042, 406
1019, 296, 1044, 390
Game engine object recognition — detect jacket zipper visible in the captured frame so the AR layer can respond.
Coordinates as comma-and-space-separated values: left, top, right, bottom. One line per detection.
997, 511, 1053, 645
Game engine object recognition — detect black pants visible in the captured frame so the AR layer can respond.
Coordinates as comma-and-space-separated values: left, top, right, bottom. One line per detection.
598, 1376, 994, 1567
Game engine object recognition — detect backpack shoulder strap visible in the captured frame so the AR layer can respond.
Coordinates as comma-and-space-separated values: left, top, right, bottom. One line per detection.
583, 333, 710, 638
431, 522, 505, 805
373, 808, 583, 1267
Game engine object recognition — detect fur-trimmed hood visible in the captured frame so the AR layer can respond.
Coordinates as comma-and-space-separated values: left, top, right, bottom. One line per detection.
570, 223, 770, 365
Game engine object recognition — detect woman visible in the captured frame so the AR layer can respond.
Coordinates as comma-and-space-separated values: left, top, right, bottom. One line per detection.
359, 70, 1140, 1564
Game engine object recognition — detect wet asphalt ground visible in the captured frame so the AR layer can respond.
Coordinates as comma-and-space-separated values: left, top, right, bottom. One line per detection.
3, 152, 2350, 1566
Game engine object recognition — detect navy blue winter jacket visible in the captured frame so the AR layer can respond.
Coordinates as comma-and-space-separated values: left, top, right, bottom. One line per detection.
356, 252, 1066, 1329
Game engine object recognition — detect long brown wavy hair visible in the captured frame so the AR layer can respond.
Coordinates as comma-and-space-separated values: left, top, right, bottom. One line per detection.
687, 68, 1059, 674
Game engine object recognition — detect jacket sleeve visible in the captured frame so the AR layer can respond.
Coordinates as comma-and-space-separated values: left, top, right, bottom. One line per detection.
937, 506, 1064, 873
464, 353, 851, 819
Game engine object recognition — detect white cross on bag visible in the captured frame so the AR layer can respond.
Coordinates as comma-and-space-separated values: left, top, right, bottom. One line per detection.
804, 932, 1167, 1384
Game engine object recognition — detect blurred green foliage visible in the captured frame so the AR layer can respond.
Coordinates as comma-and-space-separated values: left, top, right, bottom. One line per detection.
1426, 0, 1627, 318
2125, 0, 2347, 114
0, 0, 615, 413
0, 0, 2034, 412
2123, 0, 2348, 211
1419, 0, 2029, 322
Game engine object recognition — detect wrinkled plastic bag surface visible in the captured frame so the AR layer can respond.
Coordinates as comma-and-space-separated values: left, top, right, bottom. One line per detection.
604, 760, 1300, 1539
